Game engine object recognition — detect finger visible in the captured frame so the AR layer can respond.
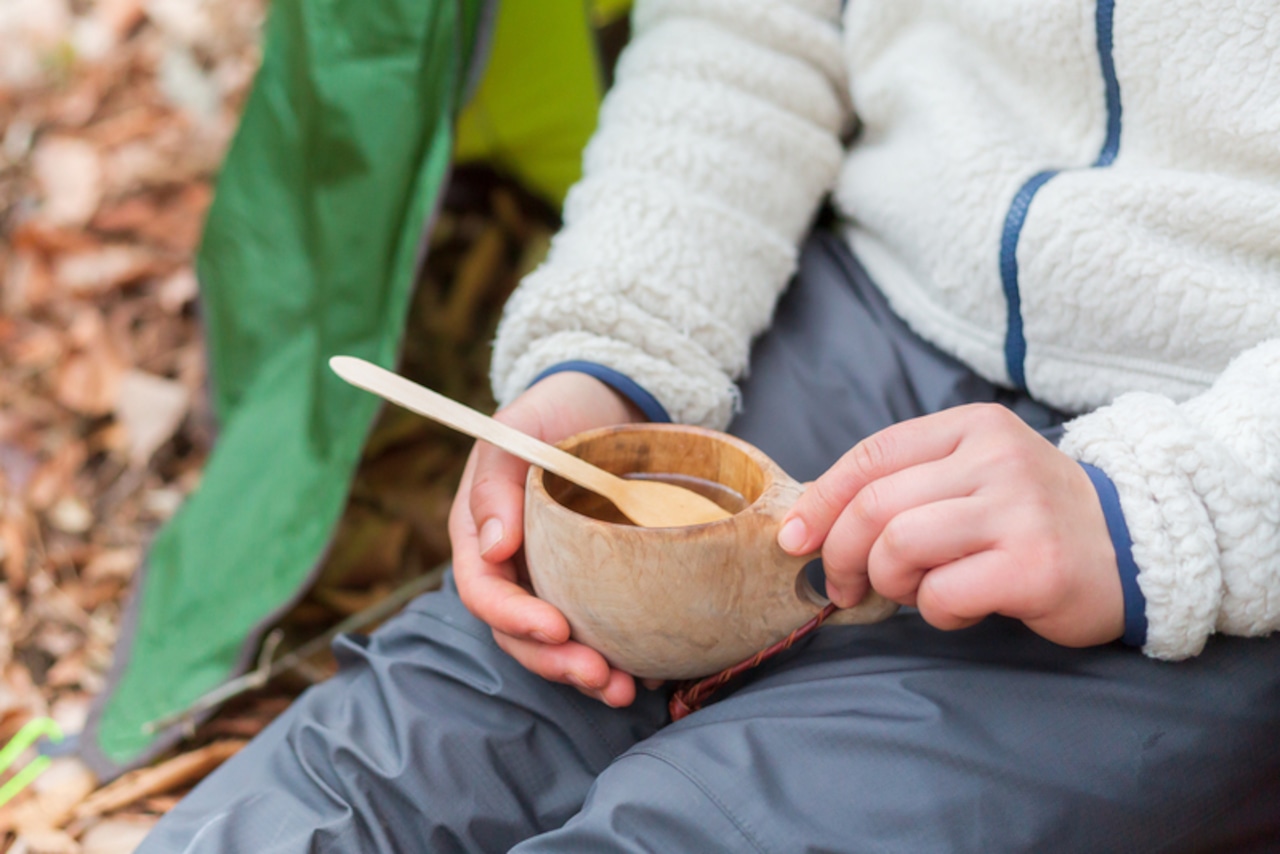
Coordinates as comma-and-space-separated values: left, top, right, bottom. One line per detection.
451, 455, 571, 644
913, 549, 1019, 631
779, 408, 978, 555
818, 460, 977, 603
469, 438, 532, 563
860, 497, 997, 604
493, 631, 637, 708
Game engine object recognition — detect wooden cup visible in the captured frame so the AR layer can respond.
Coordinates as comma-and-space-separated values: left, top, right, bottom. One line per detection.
524, 423, 898, 680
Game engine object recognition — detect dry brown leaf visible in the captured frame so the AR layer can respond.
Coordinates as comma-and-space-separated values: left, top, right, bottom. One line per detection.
0, 758, 97, 837
114, 370, 190, 468
317, 507, 410, 590
0, 510, 31, 590
82, 107, 167, 150
0, 0, 72, 91
31, 138, 103, 228
6, 322, 64, 369
81, 550, 138, 585
3, 252, 56, 313
139, 488, 182, 521
79, 815, 158, 854
46, 497, 93, 535
93, 0, 148, 43
155, 268, 197, 314
26, 443, 87, 512
9, 222, 98, 257
48, 696, 91, 739
53, 246, 159, 297
11, 827, 81, 854
136, 795, 181, 814
53, 352, 124, 418
44, 651, 89, 690
75, 741, 245, 820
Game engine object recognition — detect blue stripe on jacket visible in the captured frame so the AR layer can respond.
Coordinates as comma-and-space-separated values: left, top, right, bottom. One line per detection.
999, 0, 1122, 390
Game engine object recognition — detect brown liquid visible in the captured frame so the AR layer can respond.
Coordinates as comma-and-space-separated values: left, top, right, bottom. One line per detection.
551, 472, 749, 525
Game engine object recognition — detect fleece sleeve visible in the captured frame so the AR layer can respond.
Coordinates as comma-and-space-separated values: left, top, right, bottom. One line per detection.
489, 0, 850, 428
1059, 339, 1280, 660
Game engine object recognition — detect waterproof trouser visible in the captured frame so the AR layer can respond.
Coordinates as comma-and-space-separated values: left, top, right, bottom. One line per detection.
140, 232, 1280, 853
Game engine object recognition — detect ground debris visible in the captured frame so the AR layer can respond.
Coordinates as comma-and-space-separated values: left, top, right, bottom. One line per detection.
0, 0, 560, 848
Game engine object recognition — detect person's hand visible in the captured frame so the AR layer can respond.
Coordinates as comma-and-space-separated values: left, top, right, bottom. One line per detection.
449, 371, 646, 706
776, 404, 1125, 647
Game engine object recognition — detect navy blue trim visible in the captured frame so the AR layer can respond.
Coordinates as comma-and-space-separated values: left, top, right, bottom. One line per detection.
999, 1, 1123, 389
529, 361, 672, 423
1093, 0, 1122, 167
999, 169, 1058, 390
1080, 462, 1147, 648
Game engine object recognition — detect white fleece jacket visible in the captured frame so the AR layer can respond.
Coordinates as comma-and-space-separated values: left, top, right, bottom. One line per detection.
490, 0, 1280, 660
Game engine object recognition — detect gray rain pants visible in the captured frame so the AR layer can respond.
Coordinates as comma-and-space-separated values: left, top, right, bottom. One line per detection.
140, 232, 1280, 853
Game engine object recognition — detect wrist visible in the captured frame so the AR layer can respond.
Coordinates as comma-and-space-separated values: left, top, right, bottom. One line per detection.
528, 361, 672, 424
1079, 462, 1144, 647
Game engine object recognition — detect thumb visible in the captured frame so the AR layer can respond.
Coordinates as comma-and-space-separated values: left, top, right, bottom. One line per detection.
468, 440, 530, 563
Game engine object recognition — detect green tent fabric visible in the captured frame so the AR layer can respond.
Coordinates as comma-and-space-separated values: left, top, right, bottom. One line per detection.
80, 0, 619, 779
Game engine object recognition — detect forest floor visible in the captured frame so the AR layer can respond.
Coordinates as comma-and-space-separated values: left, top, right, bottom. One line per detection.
0, 2, 554, 850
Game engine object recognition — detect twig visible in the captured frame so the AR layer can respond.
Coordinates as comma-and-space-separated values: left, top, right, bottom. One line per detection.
141, 564, 447, 734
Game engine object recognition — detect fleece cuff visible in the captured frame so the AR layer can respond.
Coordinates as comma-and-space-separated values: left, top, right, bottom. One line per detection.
529, 361, 673, 424
1079, 463, 1147, 647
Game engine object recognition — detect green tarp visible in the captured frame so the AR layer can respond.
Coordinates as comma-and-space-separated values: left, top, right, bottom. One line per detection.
81, 0, 616, 778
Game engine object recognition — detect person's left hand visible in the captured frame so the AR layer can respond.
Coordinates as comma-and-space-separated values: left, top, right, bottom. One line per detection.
776, 403, 1126, 648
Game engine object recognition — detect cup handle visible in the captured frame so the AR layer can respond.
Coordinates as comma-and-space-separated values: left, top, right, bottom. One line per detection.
768, 476, 900, 627
786, 549, 899, 625
824, 588, 900, 625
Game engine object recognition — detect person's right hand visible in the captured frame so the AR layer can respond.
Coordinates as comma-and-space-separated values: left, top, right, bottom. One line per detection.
449, 371, 646, 707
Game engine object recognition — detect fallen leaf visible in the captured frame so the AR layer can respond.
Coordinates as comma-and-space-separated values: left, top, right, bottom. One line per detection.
81, 550, 139, 584
11, 827, 80, 854
54, 351, 124, 417
75, 741, 245, 819
49, 694, 91, 735
26, 443, 88, 512
93, 0, 147, 43
140, 488, 182, 520
6, 322, 63, 368
0, 0, 72, 90
157, 46, 219, 121
79, 815, 158, 854
54, 246, 159, 297
32, 138, 103, 228
0, 758, 97, 837
46, 497, 93, 535
114, 371, 190, 468
156, 268, 197, 314
0, 510, 30, 590
3, 252, 55, 313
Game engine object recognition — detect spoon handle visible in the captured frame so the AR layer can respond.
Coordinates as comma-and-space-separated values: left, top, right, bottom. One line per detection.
329, 356, 624, 497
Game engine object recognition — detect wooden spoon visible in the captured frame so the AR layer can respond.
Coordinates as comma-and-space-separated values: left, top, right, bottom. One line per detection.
328, 356, 733, 527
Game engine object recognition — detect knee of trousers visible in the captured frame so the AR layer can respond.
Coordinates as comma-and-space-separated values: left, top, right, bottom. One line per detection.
141, 580, 668, 853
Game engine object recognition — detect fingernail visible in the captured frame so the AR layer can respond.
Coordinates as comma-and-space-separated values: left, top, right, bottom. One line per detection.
531, 630, 557, 645
778, 517, 808, 553
479, 518, 504, 555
